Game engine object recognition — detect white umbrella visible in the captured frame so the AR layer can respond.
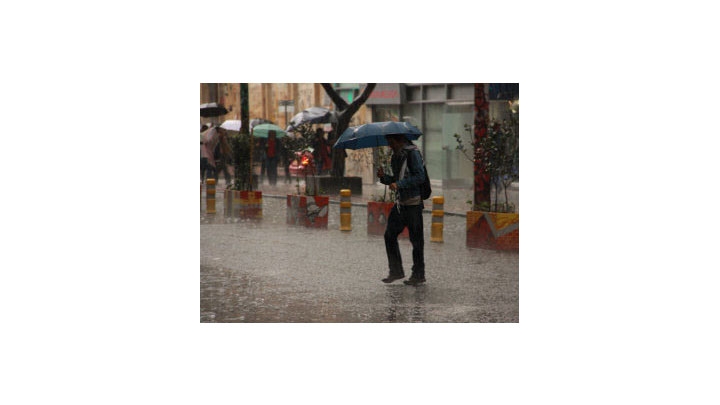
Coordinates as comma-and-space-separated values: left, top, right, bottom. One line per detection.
288, 107, 337, 129
220, 120, 242, 132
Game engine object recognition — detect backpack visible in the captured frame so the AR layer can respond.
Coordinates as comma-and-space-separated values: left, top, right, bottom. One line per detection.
399, 146, 432, 200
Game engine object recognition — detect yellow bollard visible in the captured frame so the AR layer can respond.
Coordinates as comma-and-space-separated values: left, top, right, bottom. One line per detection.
431, 195, 444, 243
206, 178, 216, 214
340, 189, 352, 231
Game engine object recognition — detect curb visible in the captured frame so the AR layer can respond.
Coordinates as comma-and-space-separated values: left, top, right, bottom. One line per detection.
261, 193, 467, 218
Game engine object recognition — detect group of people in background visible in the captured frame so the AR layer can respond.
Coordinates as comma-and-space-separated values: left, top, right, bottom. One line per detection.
200, 124, 340, 185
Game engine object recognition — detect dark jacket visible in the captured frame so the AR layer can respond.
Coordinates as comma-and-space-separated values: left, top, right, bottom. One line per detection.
380, 144, 425, 204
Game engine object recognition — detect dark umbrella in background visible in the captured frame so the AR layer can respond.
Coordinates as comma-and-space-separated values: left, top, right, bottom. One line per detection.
200, 102, 229, 117
288, 107, 338, 130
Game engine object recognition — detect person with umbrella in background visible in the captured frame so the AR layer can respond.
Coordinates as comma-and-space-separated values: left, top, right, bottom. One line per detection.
200, 123, 210, 182
281, 133, 294, 184
252, 124, 287, 186
201, 126, 228, 183
312, 128, 332, 175
216, 120, 242, 185
377, 133, 427, 285
213, 127, 232, 185
265, 130, 280, 186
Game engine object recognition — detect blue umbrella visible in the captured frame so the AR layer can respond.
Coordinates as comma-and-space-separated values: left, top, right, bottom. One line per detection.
333, 121, 423, 150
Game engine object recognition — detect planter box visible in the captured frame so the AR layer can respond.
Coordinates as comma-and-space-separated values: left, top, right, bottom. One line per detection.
367, 201, 408, 238
287, 195, 329, 228
466, 211, 519, 251
225, 190, 263, 219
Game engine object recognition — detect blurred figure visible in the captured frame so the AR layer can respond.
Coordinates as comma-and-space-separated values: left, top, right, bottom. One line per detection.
257, 137, 267, 184
266, 131, 279, 186
200, 124, 209, 182
281, 136, 293, 184
201, 125, 224, 182
213, 127, 232, 185
200, 124, 214, 182
312, 128, 332, 175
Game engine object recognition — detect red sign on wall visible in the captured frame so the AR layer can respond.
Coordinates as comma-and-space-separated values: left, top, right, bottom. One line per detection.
366, 84, 404, 105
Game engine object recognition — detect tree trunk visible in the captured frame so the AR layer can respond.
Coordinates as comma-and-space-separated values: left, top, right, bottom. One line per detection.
321, 83, 377, 178
474, 84, 491, 209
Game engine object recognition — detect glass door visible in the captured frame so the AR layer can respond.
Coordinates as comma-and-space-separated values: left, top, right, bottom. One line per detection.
442, 103, 474, 187
423, 103, 444, 182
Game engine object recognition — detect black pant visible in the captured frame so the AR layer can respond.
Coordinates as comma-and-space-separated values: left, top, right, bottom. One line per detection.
266, 156, 278, 185
384, 204, 425, 278
201, 158, 215, 182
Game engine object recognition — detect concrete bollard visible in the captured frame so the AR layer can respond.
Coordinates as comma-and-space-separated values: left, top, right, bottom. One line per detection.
431, 195, 444, 243
340, 189, 352, 231
206, 178, 216, 214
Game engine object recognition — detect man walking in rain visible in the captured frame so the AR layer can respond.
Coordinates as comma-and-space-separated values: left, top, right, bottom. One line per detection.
376, 134, 426, 285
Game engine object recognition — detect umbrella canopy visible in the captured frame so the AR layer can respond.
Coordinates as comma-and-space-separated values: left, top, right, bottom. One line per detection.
220, 119, 242, 132
288, 107, 337, 129
249, 118, 273, 131
333, 121, 423, 150
200, 102, 229, 117
252, 123, 287, 138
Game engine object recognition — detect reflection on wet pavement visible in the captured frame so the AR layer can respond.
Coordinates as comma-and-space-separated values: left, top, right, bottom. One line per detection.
201, 196, 518, 322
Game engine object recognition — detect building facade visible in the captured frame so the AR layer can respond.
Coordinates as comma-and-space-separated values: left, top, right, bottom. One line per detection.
200, 83, 518, 186
365, 83, 519, 187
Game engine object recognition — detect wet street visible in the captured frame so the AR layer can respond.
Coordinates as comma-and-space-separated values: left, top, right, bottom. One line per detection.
201, 196, 518, 322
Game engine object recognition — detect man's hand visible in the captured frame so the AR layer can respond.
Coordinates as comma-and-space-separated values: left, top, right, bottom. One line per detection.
389, 182, 398, 191
377, 167, 384, 178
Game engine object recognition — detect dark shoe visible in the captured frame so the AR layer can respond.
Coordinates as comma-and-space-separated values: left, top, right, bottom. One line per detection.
403, 277, 426, 286
382, 273, 405, 283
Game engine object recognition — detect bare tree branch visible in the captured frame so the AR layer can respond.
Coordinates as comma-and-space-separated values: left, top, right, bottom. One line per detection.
344, 83, 376, 116
321, 83, 349, 110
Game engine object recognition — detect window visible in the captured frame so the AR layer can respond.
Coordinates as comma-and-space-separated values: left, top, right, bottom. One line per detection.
488, 83, 519, 100
448, 84, 474, 100
423, 85, 445, 101
406, 86, 421, 102
333, 83, 360, 104
423, 103, 445, 181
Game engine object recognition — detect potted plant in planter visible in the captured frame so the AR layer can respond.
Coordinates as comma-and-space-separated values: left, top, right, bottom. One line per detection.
284, 124, 330, 228
367, 145, 409, 238
455, 98, 519, 251
226, 129, 262, 219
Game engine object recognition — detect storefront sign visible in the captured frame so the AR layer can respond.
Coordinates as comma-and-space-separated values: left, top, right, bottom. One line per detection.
278, 100, 294, 114
366, 83, 405, 105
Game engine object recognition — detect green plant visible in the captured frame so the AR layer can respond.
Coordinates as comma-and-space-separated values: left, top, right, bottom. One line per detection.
454, 107, 519, 212
229, 132, 253, 191
282, 124, 316, 195
465, 199, 492, 212
371, 146, 396, 203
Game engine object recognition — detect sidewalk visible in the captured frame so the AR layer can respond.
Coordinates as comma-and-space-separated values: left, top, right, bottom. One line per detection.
208, 176, 519, 216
